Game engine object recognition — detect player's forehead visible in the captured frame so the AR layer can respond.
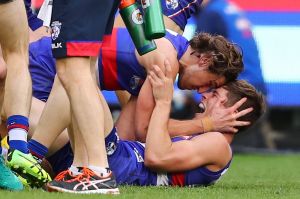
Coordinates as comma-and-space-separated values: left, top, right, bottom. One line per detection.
214, 87, 228, 98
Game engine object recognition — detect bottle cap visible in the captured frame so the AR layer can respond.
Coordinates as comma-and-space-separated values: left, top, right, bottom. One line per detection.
119, 0, 135, 9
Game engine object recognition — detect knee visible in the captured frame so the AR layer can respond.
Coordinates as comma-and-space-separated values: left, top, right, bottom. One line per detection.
56, 58, 91, 89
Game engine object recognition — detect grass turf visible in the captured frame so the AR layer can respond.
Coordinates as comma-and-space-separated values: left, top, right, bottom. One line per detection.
1, 154, 300, 199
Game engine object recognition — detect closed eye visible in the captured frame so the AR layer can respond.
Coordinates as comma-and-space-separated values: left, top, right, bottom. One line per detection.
190, 51, 201, 58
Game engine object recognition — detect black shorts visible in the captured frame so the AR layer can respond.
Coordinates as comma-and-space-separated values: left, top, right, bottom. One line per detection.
51, 0, 119, 58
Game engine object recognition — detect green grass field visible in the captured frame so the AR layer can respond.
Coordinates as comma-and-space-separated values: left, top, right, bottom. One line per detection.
1, 154, 300, 199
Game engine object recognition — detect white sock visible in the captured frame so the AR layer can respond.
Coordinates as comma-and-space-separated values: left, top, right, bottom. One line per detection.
88, 165, 110, 177
8, 128, 27, 142
1, 147, 8, 159
69, 165, 82, 175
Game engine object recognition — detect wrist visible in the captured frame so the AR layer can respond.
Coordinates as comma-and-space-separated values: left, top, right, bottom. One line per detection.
156, 100, 172, 106
201, 117, 214, 132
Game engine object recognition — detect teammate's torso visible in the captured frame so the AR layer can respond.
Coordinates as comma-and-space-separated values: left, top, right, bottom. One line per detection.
108, 131, 231, 186
106, 128, 158, 185
98, 28, 189, 96
161, 136, 230, 186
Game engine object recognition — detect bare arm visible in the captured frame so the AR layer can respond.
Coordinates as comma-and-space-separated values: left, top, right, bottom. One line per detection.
115, 96, 137, 140
115, 90, 131, 108
168, 99, 253, 137
168, 118, 204, 137
135, 43, 178, 141
145, 63, 231, 172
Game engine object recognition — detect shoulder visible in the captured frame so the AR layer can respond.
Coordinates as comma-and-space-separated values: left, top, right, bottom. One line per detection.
192, 132, 232, 167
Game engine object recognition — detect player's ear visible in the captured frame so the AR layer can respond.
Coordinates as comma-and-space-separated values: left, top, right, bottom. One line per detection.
198, 53, 212, 68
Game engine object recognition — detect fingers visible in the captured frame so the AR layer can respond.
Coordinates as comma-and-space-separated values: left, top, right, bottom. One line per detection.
149, 59, 173, 89
149, 70, 160, 83
148, 73, 155, 86
235, 107, 253, 119
225, 127, 238, 133
234, 121, 251, 126
230, 97, 247, 111
152, 64, 165, 79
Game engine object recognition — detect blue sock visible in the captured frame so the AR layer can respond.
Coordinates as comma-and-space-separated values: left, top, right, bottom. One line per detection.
7, 115, 29, 154
28, 139, 48, 160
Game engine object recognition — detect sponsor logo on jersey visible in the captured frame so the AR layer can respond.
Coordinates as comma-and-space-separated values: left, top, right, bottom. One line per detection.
166, 0, 179, 10
133, 147, 144, 162
130, 75, 144, 90
106, 132, 119, 155
106, 141, 117, 155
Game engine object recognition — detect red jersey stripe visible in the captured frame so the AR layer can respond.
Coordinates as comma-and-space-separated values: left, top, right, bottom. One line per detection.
171, 173, 185, 187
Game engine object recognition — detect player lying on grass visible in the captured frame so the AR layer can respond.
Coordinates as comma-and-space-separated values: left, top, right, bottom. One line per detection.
0, 1, 244, 188
26, 26, 245, 162
0, 29, 247, 187
43, 60, 265, 191
31, 0, 243, 158
36, 0, 241, 155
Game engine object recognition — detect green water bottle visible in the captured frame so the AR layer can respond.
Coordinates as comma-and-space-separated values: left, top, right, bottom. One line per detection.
119, 0, 157, 55
142, 0, 166, 39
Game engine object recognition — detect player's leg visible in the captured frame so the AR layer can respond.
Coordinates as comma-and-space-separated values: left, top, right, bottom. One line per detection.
28, 96, 70, 157
30, 76, 70, 157
45, 0, 119, 194
56, 56, 109, 167
0, 46, 5, 119
0, 0, 31, 153
0, 0, 30, 191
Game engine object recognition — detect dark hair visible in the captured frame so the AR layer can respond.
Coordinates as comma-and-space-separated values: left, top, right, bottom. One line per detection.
189, 32, 244, 82
223, 80, 266, 132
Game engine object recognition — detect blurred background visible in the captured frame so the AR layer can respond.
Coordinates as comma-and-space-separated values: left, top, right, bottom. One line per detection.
32, 0, 300, 152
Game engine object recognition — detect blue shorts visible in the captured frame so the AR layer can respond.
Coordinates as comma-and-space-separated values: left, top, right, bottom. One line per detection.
51, 0, 119, 58
29, 36, 56, 101
105, 128, 157, 185
47, 127, 156, 185
46, 142, 74, 176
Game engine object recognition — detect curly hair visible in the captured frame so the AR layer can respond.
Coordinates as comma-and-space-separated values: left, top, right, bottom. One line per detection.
189, 32, 244, 82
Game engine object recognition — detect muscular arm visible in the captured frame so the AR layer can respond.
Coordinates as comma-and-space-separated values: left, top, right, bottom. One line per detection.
115, 96, 137, 140
168, 98, 253, 137
168, 118, 204, 137
135, 78, 155, 141
115, 90, 131, 108
135, 41, 178, 141
144, 65, 231, 172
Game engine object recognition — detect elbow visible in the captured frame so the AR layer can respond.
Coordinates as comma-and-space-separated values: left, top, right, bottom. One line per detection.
144, 154, 162, 169
135, 123, 148, 142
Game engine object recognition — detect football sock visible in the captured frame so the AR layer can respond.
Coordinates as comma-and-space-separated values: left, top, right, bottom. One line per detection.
69, 165, 82, 175
28, 139, 48, 161
88, 165, 110, 177
0, 146, 8, 158
7, 115, 29, 154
